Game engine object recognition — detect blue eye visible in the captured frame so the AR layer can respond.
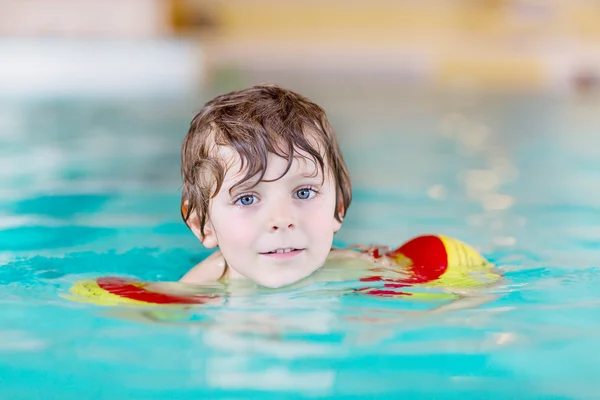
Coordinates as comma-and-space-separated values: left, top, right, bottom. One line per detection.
235, 194, 258, 206
295, 188, 316, 200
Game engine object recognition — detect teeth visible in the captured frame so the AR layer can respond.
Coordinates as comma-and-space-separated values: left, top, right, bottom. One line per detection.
275, 248, 293, 254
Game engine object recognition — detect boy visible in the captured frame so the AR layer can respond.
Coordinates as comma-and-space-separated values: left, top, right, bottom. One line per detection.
178, 84, 385, 289
66, 84, 499, 310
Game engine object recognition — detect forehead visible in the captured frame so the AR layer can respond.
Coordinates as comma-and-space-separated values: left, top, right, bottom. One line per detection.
215, 145, 325, 184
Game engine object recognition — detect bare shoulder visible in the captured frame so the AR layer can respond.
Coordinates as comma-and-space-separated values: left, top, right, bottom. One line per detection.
179, 250, 227, 284
327, 247, 369, 260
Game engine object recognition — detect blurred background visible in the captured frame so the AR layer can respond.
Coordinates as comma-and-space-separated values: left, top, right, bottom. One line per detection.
3, 0, 600, 97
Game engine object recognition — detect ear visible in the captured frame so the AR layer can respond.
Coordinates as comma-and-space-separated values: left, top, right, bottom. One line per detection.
182, 202, 219, 248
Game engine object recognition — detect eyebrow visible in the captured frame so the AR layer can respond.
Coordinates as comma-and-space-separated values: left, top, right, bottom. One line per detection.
223, 152, 326, 194
227, 180, 256, 195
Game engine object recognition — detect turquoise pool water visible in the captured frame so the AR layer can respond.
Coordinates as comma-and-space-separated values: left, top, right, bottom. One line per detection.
1, 90, 600, 399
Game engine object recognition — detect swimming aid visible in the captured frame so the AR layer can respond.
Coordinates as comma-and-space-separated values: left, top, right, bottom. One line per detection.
64, 235, 500, 306
355, 235, 499, 300
64, 276, 216, 306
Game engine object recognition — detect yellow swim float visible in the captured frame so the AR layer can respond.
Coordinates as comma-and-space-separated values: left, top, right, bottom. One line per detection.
355, 234, 499, 300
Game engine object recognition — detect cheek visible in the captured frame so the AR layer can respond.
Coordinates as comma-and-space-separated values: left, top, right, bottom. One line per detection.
226, 227, 253, 247
213, 210, 256, 246
306, 198, 339, 235
332, 217, 342, 232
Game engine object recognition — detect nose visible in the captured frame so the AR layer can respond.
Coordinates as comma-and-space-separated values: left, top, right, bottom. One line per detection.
268, 201, 296, 232
270, 219, 294, 232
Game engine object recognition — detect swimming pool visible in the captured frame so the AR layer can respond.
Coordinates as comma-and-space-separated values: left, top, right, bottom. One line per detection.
1, 88, 600, 399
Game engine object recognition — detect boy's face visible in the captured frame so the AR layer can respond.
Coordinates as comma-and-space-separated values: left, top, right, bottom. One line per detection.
197, 146, 343, 288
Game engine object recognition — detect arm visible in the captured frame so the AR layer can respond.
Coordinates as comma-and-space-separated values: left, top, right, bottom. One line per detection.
426, 291, 498, 314
328, 247, 397, 266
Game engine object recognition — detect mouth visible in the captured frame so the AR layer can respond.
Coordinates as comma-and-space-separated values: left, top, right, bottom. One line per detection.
260, 247, 305, 259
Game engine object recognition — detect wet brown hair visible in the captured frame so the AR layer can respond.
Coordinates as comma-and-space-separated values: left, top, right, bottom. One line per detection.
181, 84, 352, 236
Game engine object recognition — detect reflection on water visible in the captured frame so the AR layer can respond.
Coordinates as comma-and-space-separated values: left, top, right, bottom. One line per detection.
2, 90, 600, 398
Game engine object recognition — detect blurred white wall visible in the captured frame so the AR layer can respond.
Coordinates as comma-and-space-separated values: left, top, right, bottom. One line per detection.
0, 39, 203, 97
0, 0, 204, 97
